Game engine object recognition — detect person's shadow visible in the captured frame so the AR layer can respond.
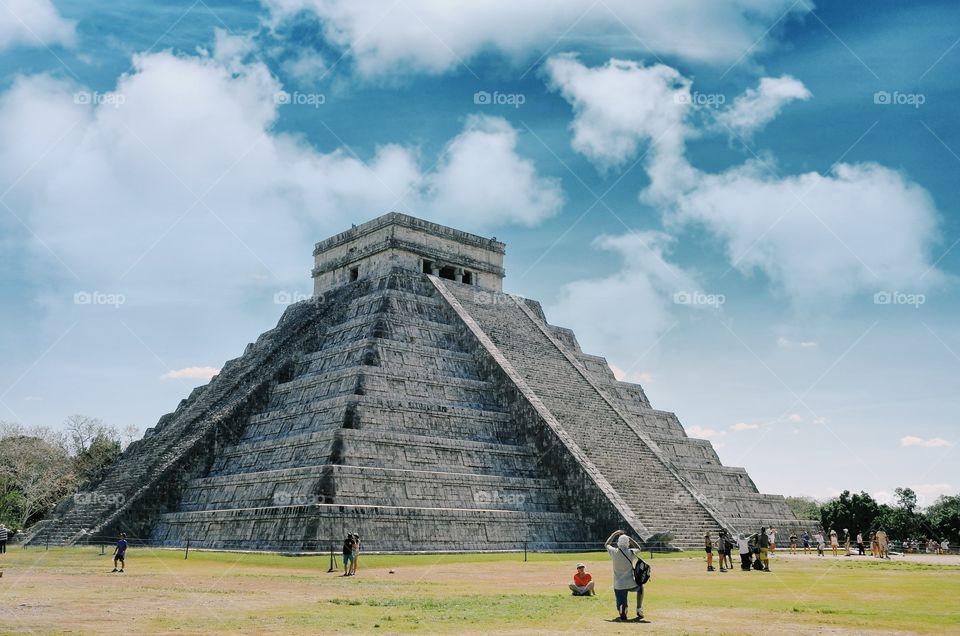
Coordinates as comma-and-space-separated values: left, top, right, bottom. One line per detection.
604, 618, 651, 624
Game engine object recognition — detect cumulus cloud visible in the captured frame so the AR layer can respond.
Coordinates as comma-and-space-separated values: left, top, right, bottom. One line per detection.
0, 0, 75, 51
161, 366, 221, 381
714, 75, 811, 137
0, 40, 562, 305
900, 436, 953, 448
687, 425, 726, 440
545, 55, 943, 308
546, 231, 697, 362
542, 55, 691, 173
263, 0, 810, 77
731, 422, 759, 432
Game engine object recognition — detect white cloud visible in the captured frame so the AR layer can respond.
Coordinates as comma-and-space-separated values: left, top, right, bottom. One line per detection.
0, 0, 75, 51
731, 422, 759, 432
263, 0, 810, 78
610, 365, 654, 384
161, 366, 221, 381
787, 414, 803, 423
777, 336, 818, 348
543, 55, 691, 172
687, 425, 726, 439
715, 75, 811, 138
0, 45, 561, 305
545, 56, 943, 308
900, 436, 953, 448
546, 231, 697, 363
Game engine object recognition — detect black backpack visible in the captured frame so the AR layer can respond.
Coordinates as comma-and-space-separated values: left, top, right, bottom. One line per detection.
619, 548, 652, 586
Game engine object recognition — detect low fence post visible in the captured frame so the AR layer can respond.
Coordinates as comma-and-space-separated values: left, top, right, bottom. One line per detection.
523, 541, 528, 562
184, 538, 190, 560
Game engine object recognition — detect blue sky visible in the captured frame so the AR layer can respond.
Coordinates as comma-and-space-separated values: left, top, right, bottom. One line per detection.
0, 0, 957, 505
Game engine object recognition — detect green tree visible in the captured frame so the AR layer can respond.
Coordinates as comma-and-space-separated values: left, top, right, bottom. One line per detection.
785, 496, 820, 521
820, 490, 885, 537
923, 494, 960, 544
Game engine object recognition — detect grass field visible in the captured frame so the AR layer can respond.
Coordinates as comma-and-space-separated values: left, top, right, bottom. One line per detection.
1, 547, 958, 634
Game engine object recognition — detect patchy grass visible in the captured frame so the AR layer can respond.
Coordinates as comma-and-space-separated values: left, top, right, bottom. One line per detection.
0, 547, 958, 634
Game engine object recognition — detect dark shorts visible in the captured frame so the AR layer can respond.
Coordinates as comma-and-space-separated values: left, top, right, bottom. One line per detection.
704, 547, 712, 554
719, 549, 731, 556
115, 552, 126, 560
343, 553, 354, 564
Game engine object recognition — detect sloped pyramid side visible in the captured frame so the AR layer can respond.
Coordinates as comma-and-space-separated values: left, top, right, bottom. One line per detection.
433, 278, 812, 539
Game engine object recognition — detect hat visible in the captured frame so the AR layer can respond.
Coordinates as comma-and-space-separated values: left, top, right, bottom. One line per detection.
576, 562, 585, 568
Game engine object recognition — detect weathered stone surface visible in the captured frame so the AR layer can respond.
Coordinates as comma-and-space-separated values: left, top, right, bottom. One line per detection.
27, 213, 813, 551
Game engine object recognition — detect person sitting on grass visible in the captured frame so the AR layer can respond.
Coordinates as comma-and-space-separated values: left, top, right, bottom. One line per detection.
111, 533, 127, 573
569, 562, 595, 596
605, 530, 644, 622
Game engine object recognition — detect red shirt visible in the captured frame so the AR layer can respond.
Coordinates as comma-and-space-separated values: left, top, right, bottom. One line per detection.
573, 571, 592, 587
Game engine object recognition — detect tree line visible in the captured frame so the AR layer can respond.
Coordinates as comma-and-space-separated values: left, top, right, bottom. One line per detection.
786, 489, 960, 545
0, 415, 137, 533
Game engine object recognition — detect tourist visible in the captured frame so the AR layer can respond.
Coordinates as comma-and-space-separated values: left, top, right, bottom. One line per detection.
717, 530, 730, 572
843, 529, 851, 556
605, 530, 645, 621
876, 529, 889, 559
569, 562, 595, 596
0, 523, 7, 554
737, 533, 752, 571
704, 532, 715, 572
941, 539, 949, 555
814, 531, 825, 557
723, 530, 735, 570
768, 528, 777, 554
801, 530, 811, 554
789, 532, 798, 554
342, 533, 356, 576
830, 529, 839, 557
870, 531, 879, 557
856, 531, 865, 556
350, 534, 361, 576
757, 527, 771, 572
111, 532, 127, 573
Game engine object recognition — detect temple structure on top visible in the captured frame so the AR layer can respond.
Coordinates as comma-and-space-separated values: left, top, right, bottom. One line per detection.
27, 212, 813, 552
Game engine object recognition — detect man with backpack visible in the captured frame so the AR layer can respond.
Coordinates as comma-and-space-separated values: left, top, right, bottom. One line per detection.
605, 530, 649, 622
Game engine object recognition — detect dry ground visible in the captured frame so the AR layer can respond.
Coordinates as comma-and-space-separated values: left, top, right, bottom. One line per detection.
1, 547, 958, 635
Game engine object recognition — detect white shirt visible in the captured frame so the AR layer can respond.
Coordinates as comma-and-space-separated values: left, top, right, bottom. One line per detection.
607, 545, 640, 590
737, 536, 751, 555
814, 533, 825, 546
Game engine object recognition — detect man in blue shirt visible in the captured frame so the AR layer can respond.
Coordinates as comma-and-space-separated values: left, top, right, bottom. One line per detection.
112, 533, 128, 573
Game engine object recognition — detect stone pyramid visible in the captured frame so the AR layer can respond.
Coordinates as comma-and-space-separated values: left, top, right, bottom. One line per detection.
27, 213, 809, 551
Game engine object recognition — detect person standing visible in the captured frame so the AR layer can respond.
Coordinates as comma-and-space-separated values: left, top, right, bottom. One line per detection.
737, 533, 752, 571
757, 527, 771, 572
829, 529, 839, 557
801, 530, 811, 555
342, 534, 355, 576
0, 523, 8, 554
704, 532, 715, 572
856, 531, 865, 556
789, 532, 798, 554
876, 529, 889, 559
815, 531, 825, 557
111, 533, 127, 573
605, 530, 645, 621
349, 534, 360, 576
569, 563, 595, 596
